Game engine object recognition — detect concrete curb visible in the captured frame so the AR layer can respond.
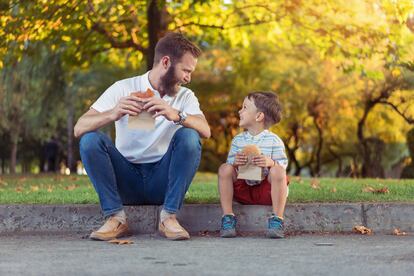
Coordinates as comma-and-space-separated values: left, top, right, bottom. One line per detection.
1, 203, 413, 234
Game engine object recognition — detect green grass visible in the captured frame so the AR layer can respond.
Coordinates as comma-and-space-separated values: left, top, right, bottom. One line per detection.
0, 173, 413, 204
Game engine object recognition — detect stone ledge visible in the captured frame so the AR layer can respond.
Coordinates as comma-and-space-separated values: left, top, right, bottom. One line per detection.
1, 203, 413, 234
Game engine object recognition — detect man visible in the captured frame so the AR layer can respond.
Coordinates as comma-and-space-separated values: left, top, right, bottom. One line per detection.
74, 33, 210, 241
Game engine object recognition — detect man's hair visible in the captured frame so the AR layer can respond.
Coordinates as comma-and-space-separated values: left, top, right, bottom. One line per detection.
153, 33, 202, 65
247, 91, 282, 127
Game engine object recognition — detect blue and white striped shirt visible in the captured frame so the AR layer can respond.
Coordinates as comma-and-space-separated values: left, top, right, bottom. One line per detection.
226, 130, 288, 185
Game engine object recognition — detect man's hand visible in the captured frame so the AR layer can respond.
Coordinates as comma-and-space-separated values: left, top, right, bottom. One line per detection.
233, 152, 248, 167
252, 155, 275, 168
141, 97, 180, 121
111, 96, 144, 121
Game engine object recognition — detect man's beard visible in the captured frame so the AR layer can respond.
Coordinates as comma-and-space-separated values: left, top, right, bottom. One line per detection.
159, 65, 180, 96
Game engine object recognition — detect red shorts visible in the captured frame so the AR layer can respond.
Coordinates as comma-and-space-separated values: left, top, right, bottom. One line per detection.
233, 176, 289, 205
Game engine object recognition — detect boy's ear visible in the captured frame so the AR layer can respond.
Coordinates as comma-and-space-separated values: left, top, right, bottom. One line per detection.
256, 112, 265, 122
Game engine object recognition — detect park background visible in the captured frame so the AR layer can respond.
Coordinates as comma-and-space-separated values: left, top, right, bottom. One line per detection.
1, 0, 414, 181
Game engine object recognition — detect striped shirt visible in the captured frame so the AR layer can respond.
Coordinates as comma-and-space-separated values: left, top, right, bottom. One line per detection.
226, 130, 288, 185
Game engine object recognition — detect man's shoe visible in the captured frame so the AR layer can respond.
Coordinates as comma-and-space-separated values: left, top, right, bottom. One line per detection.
90, 217, 130, 241
220, 214, 237, 238
159, 217, 190, 240
266, 214, 284, 239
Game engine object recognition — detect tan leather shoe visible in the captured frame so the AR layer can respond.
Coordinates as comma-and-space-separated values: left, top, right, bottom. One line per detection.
90, 217, 129, 241
159, 217, 190, 240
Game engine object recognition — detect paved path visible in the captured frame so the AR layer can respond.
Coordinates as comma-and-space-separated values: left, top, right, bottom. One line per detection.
1, 233, 413, 275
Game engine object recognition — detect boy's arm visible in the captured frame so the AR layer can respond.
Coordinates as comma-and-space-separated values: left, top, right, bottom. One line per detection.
226, 137, 247, 167
271, 138, 288, 169
252, 155, 275, 168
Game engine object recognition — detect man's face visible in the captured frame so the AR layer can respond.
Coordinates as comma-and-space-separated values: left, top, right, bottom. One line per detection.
160, 52, 197, 96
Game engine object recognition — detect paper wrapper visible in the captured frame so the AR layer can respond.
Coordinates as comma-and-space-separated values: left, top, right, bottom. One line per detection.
128, 111, 155, 130
237, 157, 262, 181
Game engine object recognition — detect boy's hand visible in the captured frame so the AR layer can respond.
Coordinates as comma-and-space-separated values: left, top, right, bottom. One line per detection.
233, 152, 248, 166
252, 155, 275, 168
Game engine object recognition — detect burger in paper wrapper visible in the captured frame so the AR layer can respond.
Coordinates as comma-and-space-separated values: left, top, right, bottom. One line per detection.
128, 88, 155, 130
131, 88, 155, 99
238, 144, 262, 181
241, 144, 261, 157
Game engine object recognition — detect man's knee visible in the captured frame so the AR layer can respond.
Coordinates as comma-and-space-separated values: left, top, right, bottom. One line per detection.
79, 131, 108, 153
173, 128, 201, 154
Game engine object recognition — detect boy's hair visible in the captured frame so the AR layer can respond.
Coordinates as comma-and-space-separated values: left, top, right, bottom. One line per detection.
154, 33, 202, 65
247, 91, 282, 127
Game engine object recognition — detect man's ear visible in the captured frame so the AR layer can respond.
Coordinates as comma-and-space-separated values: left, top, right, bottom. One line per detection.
161, 56, 171, 69
256, 112, 265, 122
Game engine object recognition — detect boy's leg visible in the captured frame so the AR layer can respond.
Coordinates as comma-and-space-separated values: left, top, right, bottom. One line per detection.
268, 165, 288, 218
218, 163, 237, 215
266, 165, 287, 239
218, 163, 238, 238
146, 127, 201, 240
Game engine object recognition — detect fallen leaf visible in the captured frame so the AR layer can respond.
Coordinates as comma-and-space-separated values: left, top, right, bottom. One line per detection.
15, 187, 24, 193
331, 187, 337, 193
372, 187, 389, 194
47, 185, 53, 193
362, 186, 375, 193
64, 185, 78, 191
30, 185, 39, 192
71, 176, 78, 181
362, 186, 389, 194
393, 228, 407, 236
53, 176, 64, 181
353, 225, 372, 235
108, 239, 134, 245
310, 178, 320, 189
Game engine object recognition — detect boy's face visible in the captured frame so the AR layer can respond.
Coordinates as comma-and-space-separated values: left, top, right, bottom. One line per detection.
238, 97, 261, 128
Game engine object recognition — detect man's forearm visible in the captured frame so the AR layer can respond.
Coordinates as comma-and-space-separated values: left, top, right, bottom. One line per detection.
181, 115, 211, 139
74, 110, 115, 138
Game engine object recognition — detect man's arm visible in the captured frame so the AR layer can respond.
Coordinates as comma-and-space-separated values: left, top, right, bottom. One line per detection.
175, 113, 211, 139
74, 95, 143, 138
143, 97, 211, 139
74, 109, 114, 138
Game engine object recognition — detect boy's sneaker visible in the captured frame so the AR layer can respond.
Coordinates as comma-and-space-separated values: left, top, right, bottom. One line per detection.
220, 214, 237, 238
266, 214, 284, 239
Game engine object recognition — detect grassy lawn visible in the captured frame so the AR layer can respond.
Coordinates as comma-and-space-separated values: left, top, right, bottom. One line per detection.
0, 173, 413, 204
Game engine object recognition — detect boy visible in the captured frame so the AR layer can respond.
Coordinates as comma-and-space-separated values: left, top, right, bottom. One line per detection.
218, 91, 288, 238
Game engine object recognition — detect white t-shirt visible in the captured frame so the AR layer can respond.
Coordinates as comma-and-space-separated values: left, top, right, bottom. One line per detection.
91, 71, 204, 164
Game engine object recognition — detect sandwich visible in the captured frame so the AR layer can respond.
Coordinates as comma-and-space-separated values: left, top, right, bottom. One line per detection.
131, 88, 155, 99
242, 145, 261, 157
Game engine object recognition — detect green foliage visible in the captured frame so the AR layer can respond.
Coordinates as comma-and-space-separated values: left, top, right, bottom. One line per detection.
1, 0, 414, 176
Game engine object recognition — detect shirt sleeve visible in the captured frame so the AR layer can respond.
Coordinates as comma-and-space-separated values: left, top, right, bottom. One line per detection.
226, 137, 241, 164
271, 137, 288, 170
181, 91, 203, 115
91, 82, 122, 113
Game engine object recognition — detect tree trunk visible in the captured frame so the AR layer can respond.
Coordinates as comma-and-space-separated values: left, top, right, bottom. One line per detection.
10, 138, 18, 174
313, 117, 324, 177
66, 89, 75, 174
146, 0, 169, 70
357, 101, 373, 177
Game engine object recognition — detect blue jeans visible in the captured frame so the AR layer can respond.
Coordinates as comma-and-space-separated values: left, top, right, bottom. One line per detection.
79, 128, 201, 217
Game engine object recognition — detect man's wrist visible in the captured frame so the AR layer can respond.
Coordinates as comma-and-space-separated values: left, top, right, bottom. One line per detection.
173, 110, 180, 122
174, 110, 188, 125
